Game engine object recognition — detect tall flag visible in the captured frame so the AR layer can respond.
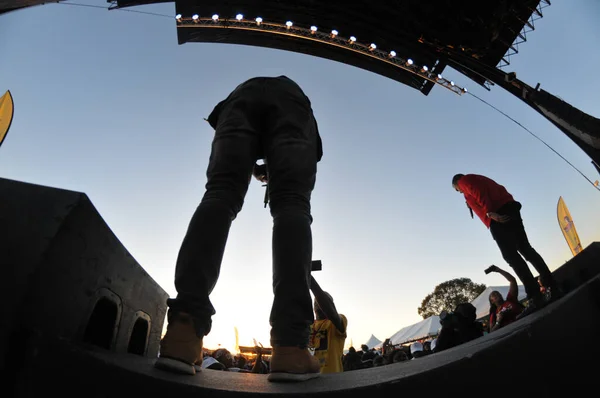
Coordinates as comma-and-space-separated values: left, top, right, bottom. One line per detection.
0, 90, 14, 148
557, 196, 583, 256
234, 326, 239, 353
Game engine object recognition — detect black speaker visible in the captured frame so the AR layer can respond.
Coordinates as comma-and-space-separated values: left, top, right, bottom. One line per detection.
0, 177, 169, 371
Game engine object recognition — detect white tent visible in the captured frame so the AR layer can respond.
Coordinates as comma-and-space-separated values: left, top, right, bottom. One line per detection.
388, 315, 441, 345
470, 285, 527, 320
363, 334, 382, 349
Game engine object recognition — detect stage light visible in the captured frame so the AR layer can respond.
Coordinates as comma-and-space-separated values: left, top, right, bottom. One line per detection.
437, 74, 443, 80
286, 21, 293, 28
236, 14, 243, 21
331, 30, 338, 38
255, 17, 263, 25
175, 14, 182, 22
420, 66, 429, 73
406, 59, 414, 65
369, 43, 377, 50
349, 36, 356, 43
192, 14, 199, 23
389, 51, 397, 57
212, 14, 219, 21
462, 87, 468, 93
310, 26, 317, 33
450, 81, 455, 86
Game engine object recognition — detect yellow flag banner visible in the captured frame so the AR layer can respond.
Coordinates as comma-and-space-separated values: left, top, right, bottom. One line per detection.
557, 196, 583, 256
0, 90, 14, 147
234, 326, 239, 353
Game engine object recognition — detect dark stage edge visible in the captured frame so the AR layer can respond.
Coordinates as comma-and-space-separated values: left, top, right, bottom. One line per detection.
12, 272, 600, 397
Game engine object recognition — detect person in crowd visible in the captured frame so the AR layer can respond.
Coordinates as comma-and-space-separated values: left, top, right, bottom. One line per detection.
309, 275, 347, 373
434, 302, 483, 353
360, 344, 376, 361
486, 265, 524, 332
410, 342, 425, 359
200, 355, 226, 371
250, 344, 269, 374
372, 355, 386, 367
452, 173, 559, 318
392, 349, 409, 363
155, 75, 323, 382
342, 347, 363, 371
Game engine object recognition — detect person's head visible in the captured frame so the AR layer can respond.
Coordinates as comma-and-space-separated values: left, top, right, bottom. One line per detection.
430, 338, 437, 353
372, 355, 386, 367
410, 342, 424, 359
361, 344, 369, 352
234, 355, 247, 369
348, 346, 356, 354
313, 292, 334, 320
454, 302, 477, 323
212, 348, 234, 369
452, 174, 465, 192
489, 290, 504, 307
201, 356, 227, 371
392, 350, 408, 363
423, 341, 432, 352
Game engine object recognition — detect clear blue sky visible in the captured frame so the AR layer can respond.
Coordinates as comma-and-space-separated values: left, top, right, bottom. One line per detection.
1, 1, 599, 352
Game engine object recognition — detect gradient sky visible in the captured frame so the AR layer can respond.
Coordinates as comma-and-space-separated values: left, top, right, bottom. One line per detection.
1, 1, 599, 353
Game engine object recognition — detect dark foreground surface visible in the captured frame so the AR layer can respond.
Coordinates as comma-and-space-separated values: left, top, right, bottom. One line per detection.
11, 272, 600, 397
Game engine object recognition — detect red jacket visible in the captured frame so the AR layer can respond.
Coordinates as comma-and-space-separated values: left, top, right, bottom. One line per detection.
458, 174, 514, 228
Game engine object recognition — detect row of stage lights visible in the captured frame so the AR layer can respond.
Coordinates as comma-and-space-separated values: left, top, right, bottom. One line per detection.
174, 13, 467, 95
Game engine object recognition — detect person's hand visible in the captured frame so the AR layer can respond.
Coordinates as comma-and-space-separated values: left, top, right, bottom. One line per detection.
487, 212, 511, 223
252, 164, 268, 183
254, 342, 264, 356
485, 265, 500, 274
496, 312, 504, 323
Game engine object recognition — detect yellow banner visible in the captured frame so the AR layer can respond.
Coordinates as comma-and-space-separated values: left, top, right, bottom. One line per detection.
0, 90, 14, 147
557, 196, 583, 256
234, 326, 239, 353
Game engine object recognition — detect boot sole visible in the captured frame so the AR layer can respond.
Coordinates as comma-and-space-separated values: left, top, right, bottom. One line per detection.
267, 372, 320, 382
154, 357, 196, 375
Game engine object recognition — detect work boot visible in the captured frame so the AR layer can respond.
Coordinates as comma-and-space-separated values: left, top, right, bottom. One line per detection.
267, 346, 321, 382
154, 312, 203, 375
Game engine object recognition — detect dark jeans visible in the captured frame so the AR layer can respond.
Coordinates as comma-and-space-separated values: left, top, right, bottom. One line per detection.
490, 201, 555, 300
167, 76, 318, 348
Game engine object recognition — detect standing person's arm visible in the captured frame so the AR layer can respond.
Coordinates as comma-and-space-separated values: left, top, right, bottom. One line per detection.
252, 163, 268, 183
250, 345, 265, 374
488, 265, 518, 299
460, 176, 512, 223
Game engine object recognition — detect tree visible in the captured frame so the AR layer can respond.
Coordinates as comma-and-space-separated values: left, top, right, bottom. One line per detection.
417, 278, 486, 319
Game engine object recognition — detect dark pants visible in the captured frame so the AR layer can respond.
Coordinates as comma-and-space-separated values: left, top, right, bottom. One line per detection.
167, 76, 318, 348
490, 201, 555, 300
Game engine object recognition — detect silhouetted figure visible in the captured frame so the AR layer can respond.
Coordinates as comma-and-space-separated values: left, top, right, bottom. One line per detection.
452, 173, 559, 318
309, 276, 347, 374
434, 303, 483, 353
155, 76, 323, 382
485, 265, 523, 332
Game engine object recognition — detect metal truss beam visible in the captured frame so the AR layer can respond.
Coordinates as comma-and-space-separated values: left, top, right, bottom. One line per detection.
176, 15, 467, 96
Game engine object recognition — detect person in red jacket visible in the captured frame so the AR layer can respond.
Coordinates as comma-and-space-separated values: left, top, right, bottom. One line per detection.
451, 173, 558, 318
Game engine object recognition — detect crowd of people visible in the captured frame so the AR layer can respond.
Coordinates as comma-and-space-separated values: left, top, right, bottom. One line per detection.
154, 76, 563, 382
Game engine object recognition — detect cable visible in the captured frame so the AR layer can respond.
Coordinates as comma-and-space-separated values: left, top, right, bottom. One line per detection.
467, 91, 600, 191
57, 1, 173, 19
